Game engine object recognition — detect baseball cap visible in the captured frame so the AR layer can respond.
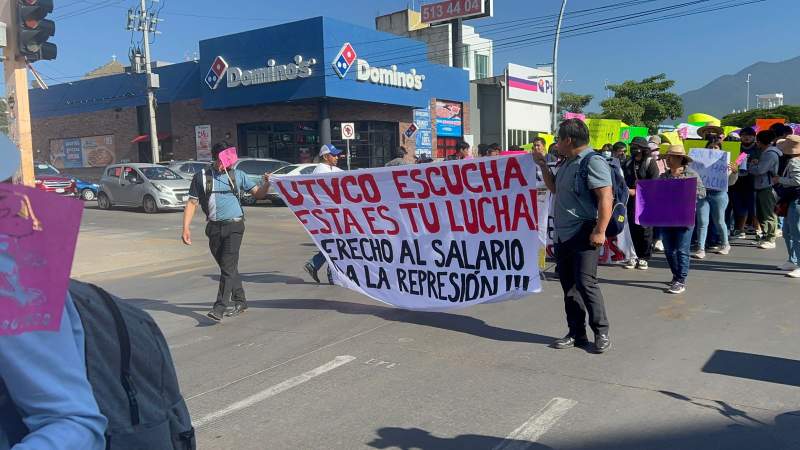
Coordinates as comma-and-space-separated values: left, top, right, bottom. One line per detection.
319, 144, 342, 157
0, 134, 20, 181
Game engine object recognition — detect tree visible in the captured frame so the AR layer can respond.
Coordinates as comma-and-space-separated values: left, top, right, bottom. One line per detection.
721, 105, 800, 127
558, 92, 593, 114
599, 73, 683, 132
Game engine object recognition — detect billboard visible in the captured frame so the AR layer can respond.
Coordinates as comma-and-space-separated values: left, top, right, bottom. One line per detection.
195, 125, 212, 161
414, 108, 433, 156
49, 135, 116, 169
435, 100, 463, 137
507, 63, 553, 105
421, 0, 493, 24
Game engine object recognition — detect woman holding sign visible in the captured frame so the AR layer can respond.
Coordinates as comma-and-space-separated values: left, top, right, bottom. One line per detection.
660, 145, 706, 295
772, 135, 800, 278
692, 132, 738, 259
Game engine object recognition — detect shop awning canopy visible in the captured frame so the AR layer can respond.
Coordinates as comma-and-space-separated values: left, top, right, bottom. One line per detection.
131, 133, 171, 143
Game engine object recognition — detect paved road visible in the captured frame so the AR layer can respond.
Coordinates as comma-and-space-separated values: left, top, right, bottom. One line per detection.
74, 204, 800, 450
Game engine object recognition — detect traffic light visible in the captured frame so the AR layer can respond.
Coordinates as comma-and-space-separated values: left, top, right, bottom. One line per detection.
17, 0, 57, 61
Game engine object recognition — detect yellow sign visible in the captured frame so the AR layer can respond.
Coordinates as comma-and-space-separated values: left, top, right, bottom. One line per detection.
584, 119, 621, 149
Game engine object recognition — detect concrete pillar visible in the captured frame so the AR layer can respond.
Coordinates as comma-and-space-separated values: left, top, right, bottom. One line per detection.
319, 100, 331, 145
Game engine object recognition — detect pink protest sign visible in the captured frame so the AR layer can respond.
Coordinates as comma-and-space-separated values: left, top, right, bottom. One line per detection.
218, 147, 238, 169
0, 185, 83, 335
564, 112, 586, 121
736, 152, 748, 166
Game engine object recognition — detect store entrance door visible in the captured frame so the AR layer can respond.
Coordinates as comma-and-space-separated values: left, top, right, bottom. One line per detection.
238, 122, 319, 164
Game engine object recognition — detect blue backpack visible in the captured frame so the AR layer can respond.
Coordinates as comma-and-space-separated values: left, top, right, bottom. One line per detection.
573, 153, 629, 237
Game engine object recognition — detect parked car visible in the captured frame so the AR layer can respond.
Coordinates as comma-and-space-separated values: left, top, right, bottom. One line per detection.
159, 160, 211, 180
34, 163, 77, 197
75, 178, 101, 201
266, 163, 322, 204
97, 163, 191, 213
230, 158, 290, 205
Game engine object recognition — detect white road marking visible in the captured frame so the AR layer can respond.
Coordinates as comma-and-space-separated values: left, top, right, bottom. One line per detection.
192, 355, 356, 428
493, 397, 578, 450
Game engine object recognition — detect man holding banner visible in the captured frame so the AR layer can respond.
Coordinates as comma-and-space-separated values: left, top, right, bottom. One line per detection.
534, 119, 613, 354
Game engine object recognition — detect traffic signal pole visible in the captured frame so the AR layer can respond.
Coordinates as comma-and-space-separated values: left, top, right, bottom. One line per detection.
1, 2, 35, 186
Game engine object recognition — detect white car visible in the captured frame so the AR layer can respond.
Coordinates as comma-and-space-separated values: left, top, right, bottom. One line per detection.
266, 163, 322, 204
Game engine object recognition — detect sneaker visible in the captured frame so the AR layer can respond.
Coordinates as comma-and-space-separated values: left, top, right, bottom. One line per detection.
636, 260, 649, 270
733, 231, 747, 239
777, 262, 798, 271
787, 268, 800, 278
224, 303, 248, 317
693, 250, 706, 259
776, 229, 783, 238
207, 310, 223, 322
624, 258, 638, 269
304, 262, 320, 283
755, 232, 764, 241
716, 245, 731, 255
667, 282, 686, 294
707, 245, 721, 251
654, 240, 664, 252
758, 241, 777, 250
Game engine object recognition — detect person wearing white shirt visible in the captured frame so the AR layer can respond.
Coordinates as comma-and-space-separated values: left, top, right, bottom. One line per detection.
304, 144, 343, 283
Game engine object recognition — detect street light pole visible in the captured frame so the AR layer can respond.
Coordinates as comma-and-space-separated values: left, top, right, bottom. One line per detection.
745, 73, 751, 112
140, 0, 160, 163
552, 0, 568, 134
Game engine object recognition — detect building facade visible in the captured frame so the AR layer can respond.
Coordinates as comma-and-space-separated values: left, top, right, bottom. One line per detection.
30, 17, 470, 175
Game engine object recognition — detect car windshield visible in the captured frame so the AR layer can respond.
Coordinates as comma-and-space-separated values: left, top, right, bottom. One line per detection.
34, 164, 60, 176
272, 165, 299, 175
140, 167, 181, 181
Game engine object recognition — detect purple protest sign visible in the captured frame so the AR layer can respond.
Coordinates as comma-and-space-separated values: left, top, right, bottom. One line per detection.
635, 178, 697, 227
0, 185, 83, 335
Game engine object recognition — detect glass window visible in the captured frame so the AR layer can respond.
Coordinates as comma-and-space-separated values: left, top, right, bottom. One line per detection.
272, 165, 298, 175
140, 167, 181, 181
237, 160, 289, 175
300, 165, 317, 175
34, 164, 60, 176
475, 54, 489, 79
461, 44, 470, 68
106, 167, 122, 177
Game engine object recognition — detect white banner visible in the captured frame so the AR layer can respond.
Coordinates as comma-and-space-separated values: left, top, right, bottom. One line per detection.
272, 155, 543, 310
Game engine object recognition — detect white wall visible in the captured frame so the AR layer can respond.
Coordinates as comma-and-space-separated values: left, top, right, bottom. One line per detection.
505, 100, 551, 134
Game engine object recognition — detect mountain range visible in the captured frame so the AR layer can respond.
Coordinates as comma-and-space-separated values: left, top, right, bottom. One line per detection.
680, 55, 799, 120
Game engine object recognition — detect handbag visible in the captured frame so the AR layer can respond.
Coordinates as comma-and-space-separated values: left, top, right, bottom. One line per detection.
775, 200, 790, 218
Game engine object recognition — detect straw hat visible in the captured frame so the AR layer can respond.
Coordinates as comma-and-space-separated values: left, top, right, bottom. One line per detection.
778, 135, 800, 156
697, 125, 724, 139
661, 144, 693, 164
0, 134, 20, 181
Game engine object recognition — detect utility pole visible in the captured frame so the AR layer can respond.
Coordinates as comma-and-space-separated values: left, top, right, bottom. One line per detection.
129, 0, 161, 163
745, 73, 751, 112
552, 0, 567, 134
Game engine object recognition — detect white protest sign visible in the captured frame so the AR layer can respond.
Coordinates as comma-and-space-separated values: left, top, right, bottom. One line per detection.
689, 148, 731, 191
272, 155, 543, 310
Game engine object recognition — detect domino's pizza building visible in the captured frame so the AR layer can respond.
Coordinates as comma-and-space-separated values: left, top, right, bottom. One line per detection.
30, 17, 470, 173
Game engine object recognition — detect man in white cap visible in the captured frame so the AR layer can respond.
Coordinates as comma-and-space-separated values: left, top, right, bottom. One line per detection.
304, 144, 344, 283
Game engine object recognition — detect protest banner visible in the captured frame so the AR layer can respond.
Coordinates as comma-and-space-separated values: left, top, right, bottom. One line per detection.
584, 119, 621, 150
0, 185, 83, 335
273, 155, 542, 310
635, 178, 698, 227
689, 148, 731, 191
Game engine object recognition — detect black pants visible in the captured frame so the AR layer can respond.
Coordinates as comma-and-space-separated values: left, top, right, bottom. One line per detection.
628, 201, 653, 260
205, 220, 245, 313
554, 223, 610, 337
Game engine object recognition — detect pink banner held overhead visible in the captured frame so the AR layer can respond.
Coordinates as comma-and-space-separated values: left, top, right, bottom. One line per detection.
635, 178, 698, 227
0, 185, 83, 335
563, 112, 586, 121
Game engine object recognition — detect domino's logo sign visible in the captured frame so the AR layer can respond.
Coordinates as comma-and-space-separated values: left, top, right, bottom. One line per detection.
205, 56, 229, 90
332, 43, 357, 79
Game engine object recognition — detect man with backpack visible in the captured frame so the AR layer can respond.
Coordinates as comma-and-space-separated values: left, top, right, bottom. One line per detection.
749, 130, 781, 249
534, 119, 615, 354
182, 143, 273, 322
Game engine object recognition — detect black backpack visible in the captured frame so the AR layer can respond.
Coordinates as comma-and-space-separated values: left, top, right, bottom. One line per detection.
0, 281, 196, 450
574, 153, 630, 237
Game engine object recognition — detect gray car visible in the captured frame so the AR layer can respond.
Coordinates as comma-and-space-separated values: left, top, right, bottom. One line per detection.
97, 163, 192, 213
231, 158, 290, 205
159, 160, 211, 180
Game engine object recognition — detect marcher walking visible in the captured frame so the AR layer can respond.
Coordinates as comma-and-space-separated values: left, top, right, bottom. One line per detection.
731, 127, 758, 239
693, 129, 734, 258
772, 135, 800, 277
534, 119, 613, 353
659, 145, 706, 294
182, 143, 272, 322
750, 130, 782, 249
623, 137, 660, 270
304, 144, 344, 284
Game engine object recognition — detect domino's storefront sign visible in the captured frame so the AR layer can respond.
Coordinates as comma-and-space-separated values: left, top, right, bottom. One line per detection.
332, 42, 426, 91
205, 54, 317, 90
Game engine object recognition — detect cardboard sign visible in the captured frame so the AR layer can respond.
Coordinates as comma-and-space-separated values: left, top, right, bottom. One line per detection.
272, 155, 542, 310
584, 119, 621, 150
635, 178, 698, 227
0, 185, 83, 335
689, 148, 731, 191
755, 118, 785, 133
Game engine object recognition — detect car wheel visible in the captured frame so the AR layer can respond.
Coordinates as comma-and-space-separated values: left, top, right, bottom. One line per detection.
143, 195, 159, 214
97, 192, 112, 210
81, 189, 96, 201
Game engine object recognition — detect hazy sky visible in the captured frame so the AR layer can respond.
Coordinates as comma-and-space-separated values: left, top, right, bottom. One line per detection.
10, 0, 798, 112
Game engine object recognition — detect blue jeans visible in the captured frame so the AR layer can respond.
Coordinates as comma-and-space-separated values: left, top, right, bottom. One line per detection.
784, 200, 800, 265
696, 190, 729, 249
308, 251, 326, 272
663, 226, 694, 284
